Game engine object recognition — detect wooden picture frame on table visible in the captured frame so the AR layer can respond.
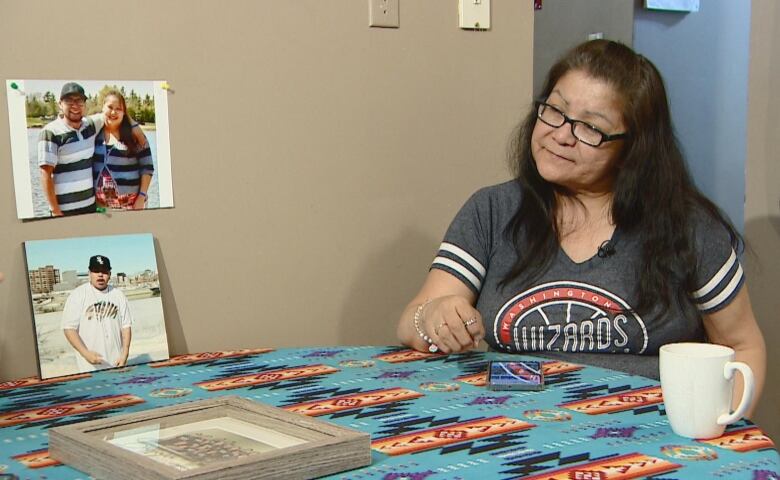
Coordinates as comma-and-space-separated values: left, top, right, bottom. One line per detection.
49, 396, 371, 480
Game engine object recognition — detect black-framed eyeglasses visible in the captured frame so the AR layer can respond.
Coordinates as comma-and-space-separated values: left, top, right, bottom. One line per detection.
62, 97, 86, 106
535, 101, 629, 147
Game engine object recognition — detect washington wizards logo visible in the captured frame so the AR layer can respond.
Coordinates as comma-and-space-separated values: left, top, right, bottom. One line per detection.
493, 281, 647, 354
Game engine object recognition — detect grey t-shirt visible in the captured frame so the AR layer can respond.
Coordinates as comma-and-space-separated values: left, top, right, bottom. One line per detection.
431, 181, 744, 379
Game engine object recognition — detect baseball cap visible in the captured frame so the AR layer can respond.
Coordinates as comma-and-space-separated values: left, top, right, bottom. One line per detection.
89, 255, 112, 272
60, 82, 87, 100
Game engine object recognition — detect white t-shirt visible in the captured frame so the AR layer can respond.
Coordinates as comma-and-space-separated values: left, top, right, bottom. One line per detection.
61, 282, 133, 372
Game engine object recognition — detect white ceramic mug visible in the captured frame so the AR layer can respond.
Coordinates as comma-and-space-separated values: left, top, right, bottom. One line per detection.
659, 342, 754, 439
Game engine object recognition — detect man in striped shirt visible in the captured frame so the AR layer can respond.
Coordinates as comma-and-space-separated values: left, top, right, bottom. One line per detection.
38, 82, 104, 216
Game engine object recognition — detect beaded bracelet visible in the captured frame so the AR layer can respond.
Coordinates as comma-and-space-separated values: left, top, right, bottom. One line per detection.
413, 299, 438, 353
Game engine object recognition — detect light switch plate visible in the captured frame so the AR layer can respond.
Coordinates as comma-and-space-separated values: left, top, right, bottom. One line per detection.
369, 0, 399, 28
459, 0, 491, 30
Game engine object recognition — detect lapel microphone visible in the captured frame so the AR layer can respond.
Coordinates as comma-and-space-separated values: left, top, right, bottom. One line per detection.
597, 239, 616, 258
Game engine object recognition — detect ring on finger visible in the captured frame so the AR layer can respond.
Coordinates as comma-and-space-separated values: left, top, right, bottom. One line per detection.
463, 317, 477, 327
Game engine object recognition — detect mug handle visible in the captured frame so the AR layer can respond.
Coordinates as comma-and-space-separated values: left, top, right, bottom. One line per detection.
716, 361, 755, 425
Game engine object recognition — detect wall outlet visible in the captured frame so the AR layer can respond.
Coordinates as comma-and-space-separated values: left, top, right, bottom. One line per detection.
459, 0, 490, 30
369, 0, 399, 28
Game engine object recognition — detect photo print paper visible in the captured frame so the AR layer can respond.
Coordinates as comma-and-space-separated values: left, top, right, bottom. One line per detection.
24, 233, 170, 378
6, 79, 173, 219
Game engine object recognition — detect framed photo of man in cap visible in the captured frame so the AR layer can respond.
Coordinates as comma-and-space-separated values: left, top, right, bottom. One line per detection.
5, 79, 174, 220
24, 233, 170, 379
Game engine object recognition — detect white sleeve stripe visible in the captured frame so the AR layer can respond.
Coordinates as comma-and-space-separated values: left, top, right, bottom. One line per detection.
692, 249, 737, 299
439, 242, 486, 276
696, 264, 744, 311
432, 257, 483, 291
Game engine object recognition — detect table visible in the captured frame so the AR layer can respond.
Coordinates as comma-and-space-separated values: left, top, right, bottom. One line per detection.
0, 346, 777, 479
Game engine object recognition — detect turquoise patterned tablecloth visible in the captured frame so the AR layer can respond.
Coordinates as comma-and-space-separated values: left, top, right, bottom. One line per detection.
0, 346, 777, 479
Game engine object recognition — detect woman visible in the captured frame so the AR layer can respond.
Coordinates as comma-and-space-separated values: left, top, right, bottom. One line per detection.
93, 90, 154, 210
397, 40, 765, 413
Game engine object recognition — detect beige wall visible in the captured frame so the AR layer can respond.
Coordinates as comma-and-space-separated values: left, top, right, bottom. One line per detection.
0, 1, 532, 380
746, 0, 780, 443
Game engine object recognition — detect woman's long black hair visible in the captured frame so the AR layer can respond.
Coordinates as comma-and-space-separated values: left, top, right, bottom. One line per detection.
501, 39, 742, 316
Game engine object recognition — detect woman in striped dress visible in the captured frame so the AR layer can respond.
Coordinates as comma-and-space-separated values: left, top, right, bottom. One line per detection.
93, 90, 154, 210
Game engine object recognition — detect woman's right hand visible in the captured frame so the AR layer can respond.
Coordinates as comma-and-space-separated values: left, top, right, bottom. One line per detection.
423, 295, 485, 354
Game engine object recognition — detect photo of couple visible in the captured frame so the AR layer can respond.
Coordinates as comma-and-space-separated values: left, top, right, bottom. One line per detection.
6, 79, 173, 220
